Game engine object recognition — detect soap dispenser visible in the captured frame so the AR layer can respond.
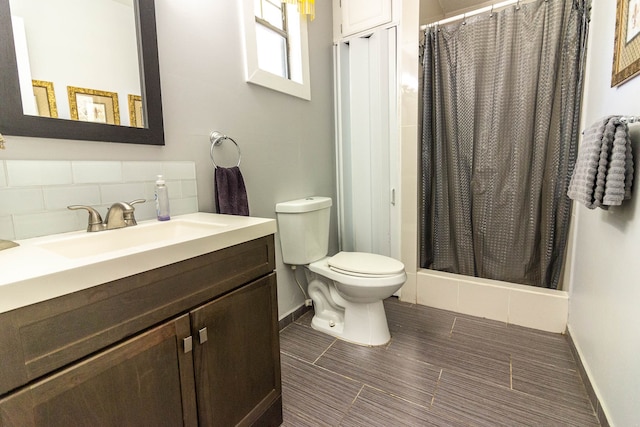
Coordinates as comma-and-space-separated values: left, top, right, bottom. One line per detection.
155, 175, 170, 221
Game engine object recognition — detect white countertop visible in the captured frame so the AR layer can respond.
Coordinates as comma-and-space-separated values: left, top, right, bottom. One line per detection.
0, 213, 277, 314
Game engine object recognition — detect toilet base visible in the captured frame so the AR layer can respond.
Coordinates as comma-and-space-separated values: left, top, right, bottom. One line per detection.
310, 299, 391, 347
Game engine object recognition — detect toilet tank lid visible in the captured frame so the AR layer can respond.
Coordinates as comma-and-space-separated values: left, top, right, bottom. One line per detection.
275, 197, 332, 213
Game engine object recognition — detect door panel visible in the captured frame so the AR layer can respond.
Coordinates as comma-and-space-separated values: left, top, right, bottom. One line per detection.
335, 27, 399, 258
0, 315, 196, 427
191, 274, 281, 427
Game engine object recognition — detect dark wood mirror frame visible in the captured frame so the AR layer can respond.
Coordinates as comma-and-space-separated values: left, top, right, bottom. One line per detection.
0, 0, 164, 145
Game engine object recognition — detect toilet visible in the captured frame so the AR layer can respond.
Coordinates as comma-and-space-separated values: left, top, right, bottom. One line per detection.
275, 196, 406, 346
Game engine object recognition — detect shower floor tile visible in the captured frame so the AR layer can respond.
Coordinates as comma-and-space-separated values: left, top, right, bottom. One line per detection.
279, 298, 600, 426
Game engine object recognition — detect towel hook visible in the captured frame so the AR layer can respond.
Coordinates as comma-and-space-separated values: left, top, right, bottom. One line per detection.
209, 131, 241, 169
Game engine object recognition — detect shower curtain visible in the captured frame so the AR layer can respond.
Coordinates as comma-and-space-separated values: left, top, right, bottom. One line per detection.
420, 0, 590, 289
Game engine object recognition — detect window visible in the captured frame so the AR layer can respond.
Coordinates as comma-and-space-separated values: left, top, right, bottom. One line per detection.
254, 0, 289, 79
241, 0, 311, 100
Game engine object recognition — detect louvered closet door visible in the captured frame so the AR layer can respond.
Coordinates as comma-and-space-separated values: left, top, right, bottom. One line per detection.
334, 26, 399, 259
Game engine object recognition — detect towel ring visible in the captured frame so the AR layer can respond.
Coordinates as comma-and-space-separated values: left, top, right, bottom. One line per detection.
209, 131, 241, 169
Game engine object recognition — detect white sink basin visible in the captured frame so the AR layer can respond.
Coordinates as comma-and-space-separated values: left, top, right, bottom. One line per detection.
0, 213, 277, 314
36, 219, 228, 259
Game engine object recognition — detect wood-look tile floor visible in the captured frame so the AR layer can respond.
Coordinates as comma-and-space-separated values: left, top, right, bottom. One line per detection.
279, 297, 600, 426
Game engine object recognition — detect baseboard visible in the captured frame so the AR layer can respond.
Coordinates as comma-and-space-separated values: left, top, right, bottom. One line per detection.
278, 303, 312, 331
565, 327, 611, 427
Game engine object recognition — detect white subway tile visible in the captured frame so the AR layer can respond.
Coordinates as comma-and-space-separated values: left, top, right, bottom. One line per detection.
6, 160, 72, 187
133, 202, 157, 222
399, 272, 417, 303
0, 162, 7, 187
166, 180, 182, 198
145, 180, 183, 200
0, 188, 44, 215
170, 197, 199, 216
99, 183, 147, 205
162, 162, 196, 180
508, 289, 568, 333
0, 215, 15, 240
181, 180, 198, 198
143, 182, 157, 201
458, 281, 509, 322
72, 161, 122, 184
13, 210, 83, 239
44, 185, 101, 210
3, 160, 200, 240
122, 161, 163, 182
416, 272, 458, 312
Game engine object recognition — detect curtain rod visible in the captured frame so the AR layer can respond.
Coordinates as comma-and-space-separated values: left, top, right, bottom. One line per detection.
420, 0, 538, 29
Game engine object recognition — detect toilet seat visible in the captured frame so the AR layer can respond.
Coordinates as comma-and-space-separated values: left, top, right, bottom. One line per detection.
308, 253, 406, 287
328, 252, 405, 278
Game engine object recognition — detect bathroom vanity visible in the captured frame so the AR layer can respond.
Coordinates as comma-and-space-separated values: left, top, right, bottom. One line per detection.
0, 214, 282, 426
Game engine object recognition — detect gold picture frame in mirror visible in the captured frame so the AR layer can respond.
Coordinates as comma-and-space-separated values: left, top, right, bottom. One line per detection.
128, 94, 144, 128
32, 80, 58, 118
68, 86, 120, 125
0, 0, 164, 145
612, 0, 640, 86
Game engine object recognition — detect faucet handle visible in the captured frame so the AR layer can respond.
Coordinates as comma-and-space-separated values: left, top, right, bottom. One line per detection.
68, 205, 104, 232
123, 199, 146, 226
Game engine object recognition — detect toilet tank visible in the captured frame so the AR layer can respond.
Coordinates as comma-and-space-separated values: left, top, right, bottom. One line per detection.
275, 197, 332, 265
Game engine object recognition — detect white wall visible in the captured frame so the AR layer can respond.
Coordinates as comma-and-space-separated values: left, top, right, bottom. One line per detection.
0, 1, 337, 319
568, 1, 640, 425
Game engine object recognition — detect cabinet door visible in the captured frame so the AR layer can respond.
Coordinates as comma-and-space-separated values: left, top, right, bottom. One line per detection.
0, 315, 197, 427
191, 274, 282, 427
340, 0, 392, 37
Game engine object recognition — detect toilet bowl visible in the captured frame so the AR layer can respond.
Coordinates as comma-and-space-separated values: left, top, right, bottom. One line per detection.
275, 196, 407, 347
306, 252, 406, 346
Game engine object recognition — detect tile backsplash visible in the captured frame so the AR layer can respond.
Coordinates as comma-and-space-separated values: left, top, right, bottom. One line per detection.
0, 160, 198, 240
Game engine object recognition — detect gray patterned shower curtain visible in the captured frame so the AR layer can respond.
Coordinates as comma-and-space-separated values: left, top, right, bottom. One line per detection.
420, 0, 590, 289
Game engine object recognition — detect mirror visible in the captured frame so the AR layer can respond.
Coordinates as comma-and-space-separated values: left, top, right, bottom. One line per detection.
0, 0, 164, 145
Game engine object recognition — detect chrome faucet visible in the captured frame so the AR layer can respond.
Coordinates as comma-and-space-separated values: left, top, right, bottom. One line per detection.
69, 199, 145, 232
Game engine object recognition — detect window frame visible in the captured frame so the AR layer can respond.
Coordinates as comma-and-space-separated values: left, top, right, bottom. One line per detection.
240, 0, 311, 100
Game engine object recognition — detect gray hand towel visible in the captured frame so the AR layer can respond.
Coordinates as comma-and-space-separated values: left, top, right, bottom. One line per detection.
215, 166, 249, 216
567, 116, 633, 209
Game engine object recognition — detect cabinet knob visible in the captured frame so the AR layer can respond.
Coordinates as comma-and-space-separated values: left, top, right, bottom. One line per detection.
183, 336, 193, 353
198, 327, 208, 344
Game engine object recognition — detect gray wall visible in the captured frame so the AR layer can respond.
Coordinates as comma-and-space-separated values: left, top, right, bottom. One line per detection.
567, 1, 640, 425
0, 1, 338, 318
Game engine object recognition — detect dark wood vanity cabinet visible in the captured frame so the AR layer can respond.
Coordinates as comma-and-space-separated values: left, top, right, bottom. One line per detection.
192, 274, 281, 426
0, 236, 282, 427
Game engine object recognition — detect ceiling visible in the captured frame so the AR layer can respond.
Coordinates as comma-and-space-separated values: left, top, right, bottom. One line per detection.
420, 0, 496, 25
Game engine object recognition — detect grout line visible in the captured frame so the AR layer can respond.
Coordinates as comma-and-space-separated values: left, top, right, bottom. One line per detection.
364, 384, 433, 410
509, 355, 513, 389
384, 335, 393, 350
336, 385, 366, 426
312, 338, 337, 365
431, 368, 443, 406
281, 349, 363, 386
351, 384, 365, 404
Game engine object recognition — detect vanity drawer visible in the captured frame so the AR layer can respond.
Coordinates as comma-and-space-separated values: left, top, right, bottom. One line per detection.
0, 235, 275, 396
